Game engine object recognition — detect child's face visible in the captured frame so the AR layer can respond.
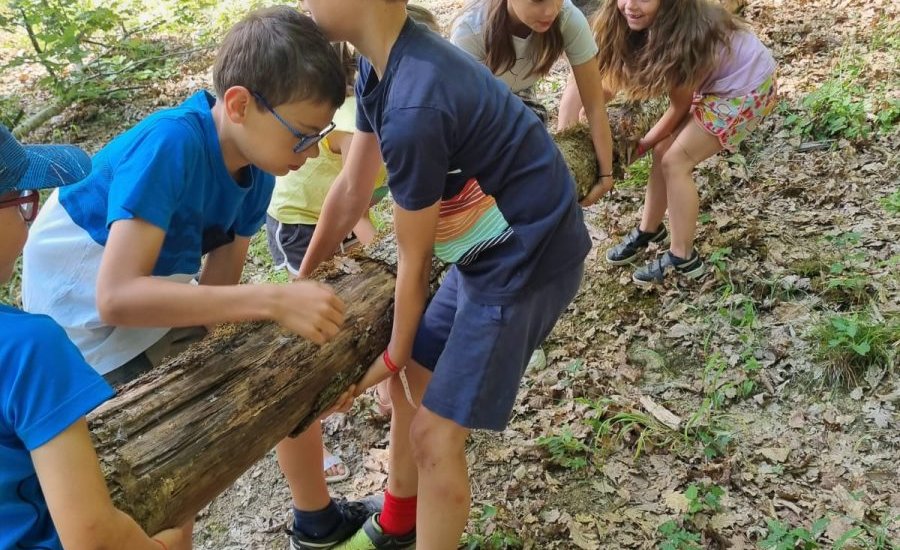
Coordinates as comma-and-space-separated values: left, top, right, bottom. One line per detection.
508, 0, 565, 34
617, 0, 660, 30
0, 194, 28, 285
241, 97, 338, 176
301, 0, 358, 41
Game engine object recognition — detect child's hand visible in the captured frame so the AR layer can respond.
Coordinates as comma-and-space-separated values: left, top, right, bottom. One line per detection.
630, 139, 651, 164
355, 352, 394, 397
152, 518, 194, 550
272, 281, 345, 344
325, 383, 357, 415
579, 175, 614, 206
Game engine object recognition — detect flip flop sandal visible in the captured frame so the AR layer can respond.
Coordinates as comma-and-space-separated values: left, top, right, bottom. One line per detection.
323, 453, 350, 484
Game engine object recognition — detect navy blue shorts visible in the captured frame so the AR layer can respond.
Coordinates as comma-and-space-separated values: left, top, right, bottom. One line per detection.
412, 263, 584, 431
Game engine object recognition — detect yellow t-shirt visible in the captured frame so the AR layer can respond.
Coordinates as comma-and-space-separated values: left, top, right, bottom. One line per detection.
267, 97, 387, 225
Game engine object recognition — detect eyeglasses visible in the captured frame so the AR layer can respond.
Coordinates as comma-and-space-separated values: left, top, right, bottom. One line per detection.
251, 91, 335, 153
0, 189, 39, 222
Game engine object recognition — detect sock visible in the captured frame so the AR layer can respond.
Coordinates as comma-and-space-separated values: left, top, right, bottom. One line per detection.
293, 499, 343, 540
377, 490, 417, 536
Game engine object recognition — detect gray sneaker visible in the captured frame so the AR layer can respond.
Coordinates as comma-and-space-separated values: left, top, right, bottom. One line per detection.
606, 225, 668, 265
632, 250, 705, 287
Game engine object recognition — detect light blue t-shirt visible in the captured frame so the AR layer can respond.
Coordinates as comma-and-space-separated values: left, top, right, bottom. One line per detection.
0, 306, 114, 550
22, 90, 275, 374
58, 90, 275, 275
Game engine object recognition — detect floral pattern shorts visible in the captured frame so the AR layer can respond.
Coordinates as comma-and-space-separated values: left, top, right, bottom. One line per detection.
693, 74, 778, 152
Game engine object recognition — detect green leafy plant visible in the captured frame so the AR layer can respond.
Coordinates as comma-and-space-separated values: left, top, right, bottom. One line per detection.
658, 520, 701, 550
882, 190, 900, 215
619, 156, 651, 189
784, 53, 899, 141
811, 312, 899, 388
832, 513, 900, 550
0, 0, 213, 103
536, 428, 590, 470
462, 504, 523, 550
684, 483, 725, 517
759, 517, 829, 550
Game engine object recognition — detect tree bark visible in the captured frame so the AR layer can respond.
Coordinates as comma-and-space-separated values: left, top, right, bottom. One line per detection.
88, 257, 396, 534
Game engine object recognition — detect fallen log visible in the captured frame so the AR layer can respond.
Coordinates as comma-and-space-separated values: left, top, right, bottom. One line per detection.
88, 257, 397, 534
88, 100, 667, 534
554, 99, 667, 199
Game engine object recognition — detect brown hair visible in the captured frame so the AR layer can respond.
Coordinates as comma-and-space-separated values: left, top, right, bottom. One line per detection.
214, 6, 346, 108
465, 0, 565, 79
407, 3, 441, 33
593, 0, 743, 99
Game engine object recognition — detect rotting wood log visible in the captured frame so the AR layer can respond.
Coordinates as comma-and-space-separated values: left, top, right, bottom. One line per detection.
554, 98, 667, 200
88, 257, 397, 535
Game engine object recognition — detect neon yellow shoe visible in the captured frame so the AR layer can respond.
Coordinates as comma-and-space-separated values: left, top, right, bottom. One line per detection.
335, 514, 415, 550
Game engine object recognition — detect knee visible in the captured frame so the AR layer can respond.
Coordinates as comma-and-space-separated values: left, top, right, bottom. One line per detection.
409, 414, 462, 472
659, 148, 692, 178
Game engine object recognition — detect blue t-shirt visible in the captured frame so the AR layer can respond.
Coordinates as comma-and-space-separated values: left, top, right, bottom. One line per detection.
356, 18, 590, 304
58, 90, 275, 277
0, 306, 114, 550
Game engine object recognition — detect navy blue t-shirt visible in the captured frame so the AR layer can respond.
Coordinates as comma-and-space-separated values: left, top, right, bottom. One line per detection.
356, 18, 590, 304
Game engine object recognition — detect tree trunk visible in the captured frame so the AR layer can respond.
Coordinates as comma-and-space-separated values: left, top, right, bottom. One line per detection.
555, 99, 668, 200
87, 101, 666, 533
88, 258, 396, 534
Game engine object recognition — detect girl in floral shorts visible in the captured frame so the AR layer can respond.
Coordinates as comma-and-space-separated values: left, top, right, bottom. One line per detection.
594, 0, 777, 285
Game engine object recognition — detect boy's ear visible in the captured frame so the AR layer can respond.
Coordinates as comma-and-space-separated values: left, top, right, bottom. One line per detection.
221, 86, 253, 123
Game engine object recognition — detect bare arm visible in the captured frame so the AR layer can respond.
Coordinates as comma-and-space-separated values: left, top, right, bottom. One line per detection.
569, 60, 616, 205
96, 219, 344, 344
198, 236, 250, 287
297, 131, 384, 278
32, 419, 192, 550
386, 201, 440, 368
639, 85, 694, 152
557, 70, 584, 131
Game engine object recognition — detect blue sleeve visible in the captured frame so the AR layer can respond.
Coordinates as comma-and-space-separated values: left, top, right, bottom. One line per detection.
233, 171, 275, 237
1, 316, 114, 451
381, 107, 452, 211
355, 57, 374, 133
107, 119, 197, 232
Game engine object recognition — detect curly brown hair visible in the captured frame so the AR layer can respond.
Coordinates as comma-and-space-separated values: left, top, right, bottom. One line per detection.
593, 0, 744, 99
461, 0, 565, 79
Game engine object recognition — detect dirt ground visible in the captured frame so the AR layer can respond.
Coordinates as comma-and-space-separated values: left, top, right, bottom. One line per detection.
2, 0, 897, 548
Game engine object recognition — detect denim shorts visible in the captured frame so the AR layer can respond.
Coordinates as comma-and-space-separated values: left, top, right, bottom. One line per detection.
413, 263, 584, 431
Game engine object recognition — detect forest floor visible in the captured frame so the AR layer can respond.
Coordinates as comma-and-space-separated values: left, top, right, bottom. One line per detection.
1, 0, 897, 548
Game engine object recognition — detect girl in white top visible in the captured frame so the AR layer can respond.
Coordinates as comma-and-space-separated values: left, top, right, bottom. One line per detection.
452, 0, 615, 205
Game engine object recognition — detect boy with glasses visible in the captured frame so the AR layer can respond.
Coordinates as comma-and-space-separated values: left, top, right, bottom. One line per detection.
0, 124, 193, 550
23, 6, 377, 547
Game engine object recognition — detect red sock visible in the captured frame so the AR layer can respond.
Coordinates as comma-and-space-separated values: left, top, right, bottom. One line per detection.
377, 490, 417, 536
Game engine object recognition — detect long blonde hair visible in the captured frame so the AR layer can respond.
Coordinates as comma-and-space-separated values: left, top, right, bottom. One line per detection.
593, 0, 744, 99
458, 0, 565, 79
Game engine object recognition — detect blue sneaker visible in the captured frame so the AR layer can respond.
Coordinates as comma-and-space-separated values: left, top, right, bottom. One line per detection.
632, 249, 705, 286
288, 496, 383, 550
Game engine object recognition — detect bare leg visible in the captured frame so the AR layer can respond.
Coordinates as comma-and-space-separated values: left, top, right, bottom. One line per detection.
385, 361, 432, 498
275, 422, 331, 511
660, 119, 722, 258
557, 71, 583, 131
409, 405, 471, 550
639, 135, 677, 233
